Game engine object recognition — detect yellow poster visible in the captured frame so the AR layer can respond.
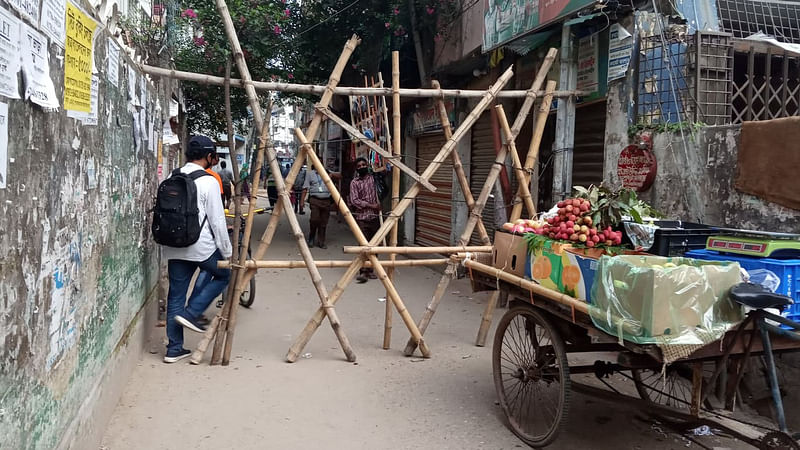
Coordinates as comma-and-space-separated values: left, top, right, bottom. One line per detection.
64, 2, 96, 112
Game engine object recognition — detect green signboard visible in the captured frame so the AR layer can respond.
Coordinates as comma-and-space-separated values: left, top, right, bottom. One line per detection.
482, 0, 597, 52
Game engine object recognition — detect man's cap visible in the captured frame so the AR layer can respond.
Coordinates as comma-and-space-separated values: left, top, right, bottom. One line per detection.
188, 135, 216, 154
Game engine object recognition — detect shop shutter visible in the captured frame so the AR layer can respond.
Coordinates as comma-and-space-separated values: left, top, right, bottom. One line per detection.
571, 101, 606, 189
415, 134, 452, 247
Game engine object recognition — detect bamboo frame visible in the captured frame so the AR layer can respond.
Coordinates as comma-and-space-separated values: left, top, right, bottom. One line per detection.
285, 67, 516, 362
342, 246, 493, 254
403, 52, 558, 355
140, 63, 581, 99
495, 104, 535, 217
220, 259, 448, 269
384, 59, 400, 349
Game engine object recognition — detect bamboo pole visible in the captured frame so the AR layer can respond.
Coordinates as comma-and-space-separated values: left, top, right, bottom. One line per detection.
139, 64, 582, 99
342, 245, 493, 254
292, 129, 432, 360
287, 67, 516, 361
219, 258, 449, 269
215, 0, 356, 363
384, 63, 399, 350
509, 80, 557, 222
320, 108, 435, 192
235, 35, 360, 301
495, 104, 535, 217
403, 54, 557, 355
476, 80, 557, 347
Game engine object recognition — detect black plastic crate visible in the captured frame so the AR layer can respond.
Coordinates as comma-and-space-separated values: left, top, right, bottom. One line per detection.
649, 221, 717, 256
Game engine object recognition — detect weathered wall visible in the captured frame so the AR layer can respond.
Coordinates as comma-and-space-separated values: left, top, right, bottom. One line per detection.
604, 81, 800, 231
0, 6, 176, 449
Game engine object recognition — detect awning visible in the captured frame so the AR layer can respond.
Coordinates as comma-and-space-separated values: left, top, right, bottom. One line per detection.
564, 11, 604, 27
506, 30, 558, 56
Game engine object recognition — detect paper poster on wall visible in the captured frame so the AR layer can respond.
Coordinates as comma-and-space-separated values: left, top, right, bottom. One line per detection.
8, 0, 39, 27
127, 65, 138, 106
139, 74, 146, 109
22, 24, 60, 109
107, 38, 119, 87
0, 102, 7, 188
64, 1, 97, 113
0, 9, 21, 100
86, 157, 97, 189
40, 0, 66, 47
169, 99, 178, 118
576, 34, 599, 94
608, 23, 633, 82
68, 75, 98, 124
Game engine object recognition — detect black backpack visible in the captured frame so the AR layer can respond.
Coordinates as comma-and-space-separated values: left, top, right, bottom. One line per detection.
152, 169, 211, 247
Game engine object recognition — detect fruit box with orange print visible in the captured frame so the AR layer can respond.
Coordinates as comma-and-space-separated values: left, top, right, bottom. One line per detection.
526, 240, 602, 302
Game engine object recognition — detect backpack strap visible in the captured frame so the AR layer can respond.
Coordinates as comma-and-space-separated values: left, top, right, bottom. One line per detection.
188, 169, 212, 180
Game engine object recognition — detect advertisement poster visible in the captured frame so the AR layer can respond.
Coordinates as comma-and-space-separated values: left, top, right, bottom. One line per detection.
22, 24, 59, 109
8, 0, 39, 27
607, 23, 633, 82
0, 8, 21, 100
576, 34, 598, 94
483, 0, 596, 52
67, 75, 98, 124
64, 1, 97, 113
40, 0, 66, 47
107, 38, 119, 87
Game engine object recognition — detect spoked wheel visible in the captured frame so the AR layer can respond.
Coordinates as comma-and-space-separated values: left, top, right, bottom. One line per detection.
493, 305, 570, 448
632, 363, 712, 410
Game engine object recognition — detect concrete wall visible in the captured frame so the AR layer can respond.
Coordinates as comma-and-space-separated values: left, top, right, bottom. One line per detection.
0, 8, 175, 449
604, 82, 800, 231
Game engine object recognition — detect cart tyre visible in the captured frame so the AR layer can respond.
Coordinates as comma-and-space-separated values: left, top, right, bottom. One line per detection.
493, 305, 570, 447
239, 248, 256, 308
632, 363, 710, 411
760, 431, 800, 449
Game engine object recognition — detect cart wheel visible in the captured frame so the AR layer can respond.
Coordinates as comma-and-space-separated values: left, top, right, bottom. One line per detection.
239, 276, 256, 308
632, 363, 709, 410
760, 431, 800, 449
493, 305, 570, 447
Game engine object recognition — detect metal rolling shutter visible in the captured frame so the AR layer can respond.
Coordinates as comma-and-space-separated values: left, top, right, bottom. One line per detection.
469, 112, 519, 245
571, 101, 606, 189
415, 134, 452, 247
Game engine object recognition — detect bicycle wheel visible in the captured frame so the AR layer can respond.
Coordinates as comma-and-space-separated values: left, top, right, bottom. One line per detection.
632, 363, 708, 410
493, 305, 570, 447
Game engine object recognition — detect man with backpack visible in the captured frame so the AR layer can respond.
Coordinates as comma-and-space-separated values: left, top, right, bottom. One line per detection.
152, 135, 232, 363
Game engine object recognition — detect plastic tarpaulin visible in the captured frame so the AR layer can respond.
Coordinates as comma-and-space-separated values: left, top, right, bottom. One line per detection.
589, 255, 743, 363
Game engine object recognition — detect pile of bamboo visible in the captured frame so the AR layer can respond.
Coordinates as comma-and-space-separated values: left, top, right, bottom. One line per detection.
150, 0, 572, 366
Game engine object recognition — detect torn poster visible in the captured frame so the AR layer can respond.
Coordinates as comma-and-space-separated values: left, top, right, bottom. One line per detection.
163, 120, 179, 145
608, 24, 633, 82
0, 102, 7, 188
21, 24, 60, 109
0, 8, 21, 100
107, 38, 119, 87
8, 0, 39, 27
169, 98, 179, 118
40, 0, 66, 47
64, 1, 97, 113
127, 64, 138, 106
86, 156, 96, 189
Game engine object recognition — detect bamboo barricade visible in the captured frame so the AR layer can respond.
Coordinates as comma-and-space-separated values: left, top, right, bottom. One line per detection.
403, 51, 558, 356
474, 80, 558, 346
217, 0, 356, 363
292, 128, 433, 360
342, 246, 493, 254
384, 62, 399, 349
139, 63, 581, 99
495, 105, 535, 217
219, 259, 449, 269
284, 67, 516, 362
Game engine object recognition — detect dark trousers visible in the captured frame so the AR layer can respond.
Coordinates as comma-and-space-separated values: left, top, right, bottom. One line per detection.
267, 186, 278, 208
293, 189, 304, 212
309, 196, 332, 245
356, 218, 381, 275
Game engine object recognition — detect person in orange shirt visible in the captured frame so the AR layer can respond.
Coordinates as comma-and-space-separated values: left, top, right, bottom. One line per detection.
205, 153, 224, 198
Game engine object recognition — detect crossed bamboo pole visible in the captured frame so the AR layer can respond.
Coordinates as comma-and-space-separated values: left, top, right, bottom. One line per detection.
402, 49, 559, 355
285, 66, 516, 361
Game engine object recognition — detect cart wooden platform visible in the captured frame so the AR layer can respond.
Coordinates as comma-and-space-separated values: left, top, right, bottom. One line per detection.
465, 258, 800, 449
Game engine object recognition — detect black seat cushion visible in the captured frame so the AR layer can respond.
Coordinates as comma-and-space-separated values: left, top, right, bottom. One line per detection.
730, 283, 794, 310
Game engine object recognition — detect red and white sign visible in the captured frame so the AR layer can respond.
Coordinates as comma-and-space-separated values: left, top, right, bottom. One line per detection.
617, 145, 657, 192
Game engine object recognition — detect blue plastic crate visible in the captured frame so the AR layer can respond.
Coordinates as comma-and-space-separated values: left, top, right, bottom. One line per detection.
686, 249, 800, 322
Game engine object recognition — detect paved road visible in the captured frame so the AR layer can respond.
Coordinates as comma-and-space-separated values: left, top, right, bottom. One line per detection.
101, 207, 750, 449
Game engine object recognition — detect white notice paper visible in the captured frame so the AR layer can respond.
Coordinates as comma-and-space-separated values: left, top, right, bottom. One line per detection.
608, 24, 633, 82
107, 38, 119, 87
0, 102, 7, 188
21, 24, 59, 109
0, 9, 21, 100
40, 0, 66, 47
86, 157, 96, 189
163, 120, 179, 145
9, 0, 39, 27
127, 65, 138, 106
577, 34, 599, 94
169, 99, 178, 118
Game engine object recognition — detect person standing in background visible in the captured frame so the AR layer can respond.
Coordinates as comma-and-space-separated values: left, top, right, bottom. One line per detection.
349, 157, 381, 283
217, 160, 234, 209
293, 164, 307, 215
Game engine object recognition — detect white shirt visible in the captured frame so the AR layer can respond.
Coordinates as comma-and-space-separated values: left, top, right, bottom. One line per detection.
162, 162, 232, 261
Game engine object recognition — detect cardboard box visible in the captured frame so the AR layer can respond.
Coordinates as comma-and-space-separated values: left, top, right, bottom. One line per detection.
525, 241, 599, 302
493, 231, 528, 278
